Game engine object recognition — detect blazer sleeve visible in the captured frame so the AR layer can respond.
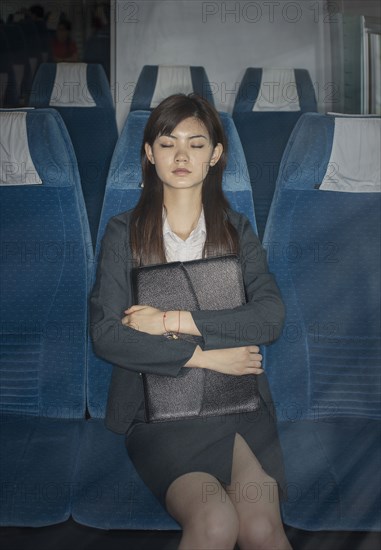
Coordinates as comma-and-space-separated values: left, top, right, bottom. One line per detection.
89, 215, 199, 376
191, 214, 285, 350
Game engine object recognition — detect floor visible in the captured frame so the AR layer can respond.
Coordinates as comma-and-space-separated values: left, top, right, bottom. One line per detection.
1, 520, 380, 550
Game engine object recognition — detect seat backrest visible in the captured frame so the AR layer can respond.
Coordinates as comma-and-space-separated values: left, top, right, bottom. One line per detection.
87, 109, 255, 418
233, 68, 317, 240
130, 65, 215, 111
0, 108, 93, 419
263, 113, 381, 421
28, 62, 118, 248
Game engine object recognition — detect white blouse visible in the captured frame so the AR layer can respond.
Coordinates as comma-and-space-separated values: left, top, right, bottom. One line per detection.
162, 208, 206, 262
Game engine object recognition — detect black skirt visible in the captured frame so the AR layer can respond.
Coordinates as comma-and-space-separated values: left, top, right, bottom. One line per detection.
125, 394, 287, 510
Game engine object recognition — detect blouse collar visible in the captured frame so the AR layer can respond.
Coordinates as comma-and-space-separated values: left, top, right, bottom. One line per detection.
162, 206, 206, 241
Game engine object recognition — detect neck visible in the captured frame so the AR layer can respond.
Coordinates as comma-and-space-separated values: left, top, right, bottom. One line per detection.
163, 188, 203, 240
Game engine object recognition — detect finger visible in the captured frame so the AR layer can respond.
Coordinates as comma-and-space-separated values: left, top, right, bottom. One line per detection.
124, 305, 146, 313
121, 315, 129, 326
249, 353, 262, 362
251, 365, 264, 371
248, 345, 260, 353
244, 366, 264, 375
121, 316, 139, 331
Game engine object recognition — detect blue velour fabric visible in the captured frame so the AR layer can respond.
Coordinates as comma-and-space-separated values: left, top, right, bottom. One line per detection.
277, 419, 381, 531
71, 419, 181, 529
28, 63, 118, 248
129, 65, 216, 111
233, 68, 317, 240
72, 109, 256, 529
262, 113, 381, 530
0, 108, 92, 526
0, 415, 84, 526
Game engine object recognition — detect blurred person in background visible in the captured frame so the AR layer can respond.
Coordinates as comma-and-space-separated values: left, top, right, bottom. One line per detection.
51, 20, 78, 63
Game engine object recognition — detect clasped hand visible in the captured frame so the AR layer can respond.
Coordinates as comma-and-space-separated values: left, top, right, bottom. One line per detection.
121, 305, 164, 335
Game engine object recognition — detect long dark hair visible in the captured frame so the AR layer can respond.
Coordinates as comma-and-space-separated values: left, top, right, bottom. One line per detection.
130, 93, 239, 266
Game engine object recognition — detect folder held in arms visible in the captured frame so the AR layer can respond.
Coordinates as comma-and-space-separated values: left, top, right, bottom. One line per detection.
132, 255, 260, 423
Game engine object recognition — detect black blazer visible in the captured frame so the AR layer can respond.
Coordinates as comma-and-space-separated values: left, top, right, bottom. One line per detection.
89, 208, 285, 434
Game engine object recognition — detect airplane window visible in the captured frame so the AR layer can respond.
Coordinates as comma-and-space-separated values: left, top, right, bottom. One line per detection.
362, 16, 381, 114
331, 11, 381, 116
0, 1, 111, 108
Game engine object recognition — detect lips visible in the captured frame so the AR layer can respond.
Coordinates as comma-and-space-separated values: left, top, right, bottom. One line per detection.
172, 168, 191, 175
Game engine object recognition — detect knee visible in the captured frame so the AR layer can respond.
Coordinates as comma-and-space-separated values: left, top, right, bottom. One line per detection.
196, 508, 240, 547
238, 515, 281, 550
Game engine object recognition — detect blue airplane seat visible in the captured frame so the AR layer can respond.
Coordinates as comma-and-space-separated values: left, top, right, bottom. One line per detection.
28, 62, 118, 248
0, 108, 92, 526
71, 110, 256, 529
233, 68, 317, 240
263, 113, 381, 531
130, 65, 215, 111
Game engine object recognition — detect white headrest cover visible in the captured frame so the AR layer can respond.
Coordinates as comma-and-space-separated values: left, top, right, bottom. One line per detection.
0, 112, 42, 185
150, 65, 193, 108
49, 63, 96, 107
253, 68, 300, 112
320, 118, 381, 192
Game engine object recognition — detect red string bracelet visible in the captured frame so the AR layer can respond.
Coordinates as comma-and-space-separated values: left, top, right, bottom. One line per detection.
163, 311, 181, 339
162, 311, 170, 334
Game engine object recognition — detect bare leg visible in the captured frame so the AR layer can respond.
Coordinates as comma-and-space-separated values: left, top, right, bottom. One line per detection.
224, 433, 292, 550
165, 471, 240, 549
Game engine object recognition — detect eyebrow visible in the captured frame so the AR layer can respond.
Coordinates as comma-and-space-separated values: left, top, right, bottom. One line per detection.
163, 134, 208, 140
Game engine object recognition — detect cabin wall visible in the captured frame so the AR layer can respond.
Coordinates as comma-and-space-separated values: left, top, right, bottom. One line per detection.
113, 0, 333, 130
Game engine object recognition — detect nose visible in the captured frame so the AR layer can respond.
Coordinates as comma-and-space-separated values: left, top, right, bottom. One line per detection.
175, 146, 189, 163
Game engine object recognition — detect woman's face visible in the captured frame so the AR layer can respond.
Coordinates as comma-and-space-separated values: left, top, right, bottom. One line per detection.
145, 117, 223, 191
